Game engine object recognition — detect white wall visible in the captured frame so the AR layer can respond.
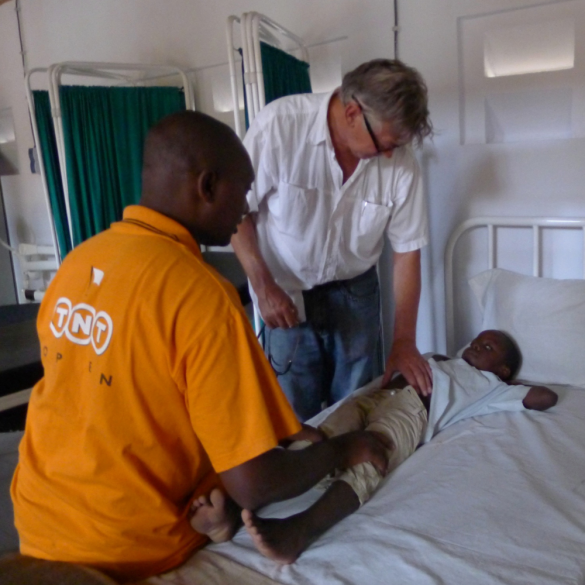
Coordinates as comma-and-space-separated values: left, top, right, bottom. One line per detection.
397, 0, 585, 353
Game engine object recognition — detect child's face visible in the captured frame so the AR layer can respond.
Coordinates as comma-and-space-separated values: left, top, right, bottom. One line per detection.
462, 330, 510, 378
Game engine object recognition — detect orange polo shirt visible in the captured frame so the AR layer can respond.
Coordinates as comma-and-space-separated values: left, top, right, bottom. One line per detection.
11, 205, 300, 581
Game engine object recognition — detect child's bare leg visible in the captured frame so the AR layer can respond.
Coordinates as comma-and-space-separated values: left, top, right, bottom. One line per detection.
242, 480, 359, 564
190, 488, 242, 543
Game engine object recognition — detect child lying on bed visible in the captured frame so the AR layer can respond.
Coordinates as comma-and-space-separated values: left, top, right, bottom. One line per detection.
191, 329, 557, 564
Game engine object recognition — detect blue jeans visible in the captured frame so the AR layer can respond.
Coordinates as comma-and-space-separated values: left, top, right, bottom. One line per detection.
265, 266, 381, 421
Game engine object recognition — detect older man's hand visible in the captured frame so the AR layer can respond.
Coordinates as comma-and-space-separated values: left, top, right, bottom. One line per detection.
257, 281, 299, 329
382, 339, 433, 396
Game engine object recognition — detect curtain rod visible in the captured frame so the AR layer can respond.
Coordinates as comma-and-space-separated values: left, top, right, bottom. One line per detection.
163, 35, 350, 77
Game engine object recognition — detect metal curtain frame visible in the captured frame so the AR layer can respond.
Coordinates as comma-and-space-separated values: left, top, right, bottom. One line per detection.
24, 67, 62, 264
226, 12, 309, 139
444, 216, 585, 355
226, 13, 309, 334
25, 61, 196, 260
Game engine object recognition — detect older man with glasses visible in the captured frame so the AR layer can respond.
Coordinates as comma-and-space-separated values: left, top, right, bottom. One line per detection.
232, 59, 433, 422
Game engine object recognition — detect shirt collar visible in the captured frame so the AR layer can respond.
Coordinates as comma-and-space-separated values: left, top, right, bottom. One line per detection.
307, 89, 338, 146
115, 205, 202, 258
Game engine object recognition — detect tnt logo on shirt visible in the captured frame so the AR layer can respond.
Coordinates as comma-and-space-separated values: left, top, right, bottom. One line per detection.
49, 297, 113, 355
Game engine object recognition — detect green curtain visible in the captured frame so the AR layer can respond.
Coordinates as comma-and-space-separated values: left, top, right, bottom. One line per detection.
260, 42, 312, 105
240, 42, 312, 130
60, 86, 185, 246
32, 90, 72, 259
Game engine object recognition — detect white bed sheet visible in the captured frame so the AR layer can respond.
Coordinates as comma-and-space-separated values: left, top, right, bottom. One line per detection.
160, 383, 585, 585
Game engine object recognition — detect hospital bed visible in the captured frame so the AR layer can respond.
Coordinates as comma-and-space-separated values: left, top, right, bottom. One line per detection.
2, 216, 585, 585
149, 216, 585, 585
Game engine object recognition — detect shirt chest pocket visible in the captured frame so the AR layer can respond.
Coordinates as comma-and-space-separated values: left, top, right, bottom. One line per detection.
267, 183, 319, 237
349, 200, 393, 258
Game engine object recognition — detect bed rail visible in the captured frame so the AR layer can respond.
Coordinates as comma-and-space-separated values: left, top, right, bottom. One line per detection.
445, 216, 585, 355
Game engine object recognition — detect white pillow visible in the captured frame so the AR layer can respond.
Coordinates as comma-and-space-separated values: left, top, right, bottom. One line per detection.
468, 268, 585, 387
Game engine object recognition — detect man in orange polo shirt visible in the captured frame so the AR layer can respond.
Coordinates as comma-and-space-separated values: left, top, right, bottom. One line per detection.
11, 111, 390, 582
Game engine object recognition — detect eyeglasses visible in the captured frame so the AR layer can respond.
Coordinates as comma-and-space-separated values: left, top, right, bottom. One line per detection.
258, 324, 301, 377
352, 95, 401, 155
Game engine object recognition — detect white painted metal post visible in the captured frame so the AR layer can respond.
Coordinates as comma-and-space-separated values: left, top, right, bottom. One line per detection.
226, 16, 243, 139
487, 224, 495, 269
532, 225, 540, 277
24, 68, 62, 264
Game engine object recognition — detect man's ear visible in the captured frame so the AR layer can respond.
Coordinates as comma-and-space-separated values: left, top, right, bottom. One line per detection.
345, 100, 361, 127
197, 170, 217, 203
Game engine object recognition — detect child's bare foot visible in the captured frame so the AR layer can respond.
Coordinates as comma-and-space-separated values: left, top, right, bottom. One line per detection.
241, 509, 310, 564
243, 481, 359, 565
190, 488, 240, 543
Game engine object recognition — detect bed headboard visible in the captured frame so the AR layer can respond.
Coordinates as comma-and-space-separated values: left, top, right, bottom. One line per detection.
444, 216, 585, 355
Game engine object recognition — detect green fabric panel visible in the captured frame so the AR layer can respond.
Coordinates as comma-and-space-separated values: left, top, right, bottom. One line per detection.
240, 43, 312, 130
32, 90, 72, 259
59, 86, 185, 246
260, 42, 312, 105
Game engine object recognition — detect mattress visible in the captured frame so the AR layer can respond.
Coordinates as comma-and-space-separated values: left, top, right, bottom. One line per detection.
153, 383, 585, 585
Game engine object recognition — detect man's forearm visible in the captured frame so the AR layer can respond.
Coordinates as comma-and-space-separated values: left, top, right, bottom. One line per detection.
231, 214, 274, 293
392, 249, 421, 343
383, 249, 433, 393
219, 432, 387, 511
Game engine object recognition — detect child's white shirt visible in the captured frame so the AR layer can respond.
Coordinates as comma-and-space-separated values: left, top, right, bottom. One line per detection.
423, 358, 531, 444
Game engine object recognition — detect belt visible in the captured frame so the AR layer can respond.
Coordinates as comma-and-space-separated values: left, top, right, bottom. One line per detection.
305, 265, 377, 294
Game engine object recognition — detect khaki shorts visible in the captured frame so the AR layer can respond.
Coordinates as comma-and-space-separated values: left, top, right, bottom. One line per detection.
319, 386, 427, 505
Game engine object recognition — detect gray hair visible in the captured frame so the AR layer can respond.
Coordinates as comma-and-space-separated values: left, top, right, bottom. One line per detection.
340, 59, 433, 146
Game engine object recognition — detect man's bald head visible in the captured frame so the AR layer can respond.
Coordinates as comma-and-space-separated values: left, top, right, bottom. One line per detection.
139, 111, 253, 246
142, 110, 249, 185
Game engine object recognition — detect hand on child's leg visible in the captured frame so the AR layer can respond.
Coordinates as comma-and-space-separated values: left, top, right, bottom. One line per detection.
280, 423, 327, 448
339, 430, 394, 476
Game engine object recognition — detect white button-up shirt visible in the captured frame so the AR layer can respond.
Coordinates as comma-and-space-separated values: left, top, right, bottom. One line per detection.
244, 91, 428, 319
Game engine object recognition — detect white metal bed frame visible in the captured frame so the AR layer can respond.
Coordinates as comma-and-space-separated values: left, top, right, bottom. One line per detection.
0, 389, 32, 417
444, 216, 585, 355
24, 62, 196, 263
226, 12, 309, 139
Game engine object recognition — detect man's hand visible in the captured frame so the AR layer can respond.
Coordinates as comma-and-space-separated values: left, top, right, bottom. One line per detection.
279, 424, 327, 448
336, 430, 394, 476
231, 216, 299, 330
382, 339, 433, 396
257, 280, 299, 329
